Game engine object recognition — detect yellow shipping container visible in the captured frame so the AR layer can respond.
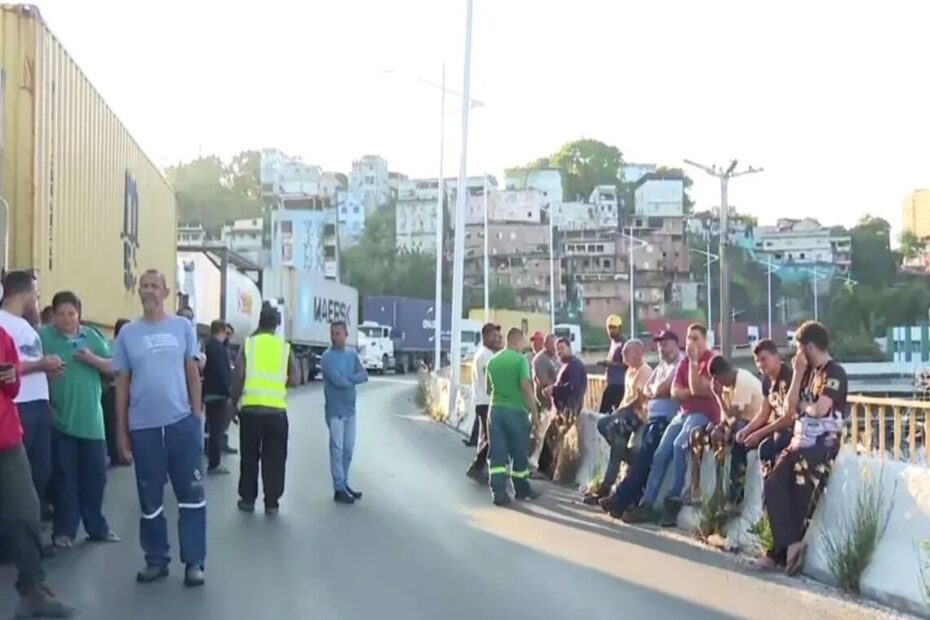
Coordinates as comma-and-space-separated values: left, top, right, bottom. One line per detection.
467, 308, 550, 337
0, 5, 176, 329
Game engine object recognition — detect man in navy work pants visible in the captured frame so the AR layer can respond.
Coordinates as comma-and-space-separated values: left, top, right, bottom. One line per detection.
113, 269, 207, 587
321, 320, 368, 504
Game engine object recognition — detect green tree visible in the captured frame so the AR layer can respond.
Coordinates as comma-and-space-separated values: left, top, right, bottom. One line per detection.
898, 229, 923, 261
550, 139, 624, 201
848, 215, 897, 288
167, 152, 263, 236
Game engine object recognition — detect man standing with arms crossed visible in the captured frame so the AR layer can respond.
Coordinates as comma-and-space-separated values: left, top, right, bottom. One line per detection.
466, 323, 499, 483
114, 270, 207, 587
485, 328, 540, 507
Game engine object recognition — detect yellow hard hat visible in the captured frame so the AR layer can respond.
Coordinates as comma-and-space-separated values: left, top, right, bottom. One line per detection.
606, 314, 623, 328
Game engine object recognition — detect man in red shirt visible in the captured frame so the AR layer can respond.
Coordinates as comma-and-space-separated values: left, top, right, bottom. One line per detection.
624, 323, 720, 526
0, 326, 74, 617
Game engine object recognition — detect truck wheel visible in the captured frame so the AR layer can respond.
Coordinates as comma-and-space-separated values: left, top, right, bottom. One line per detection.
396, 359, 406, 375
380, 355, 389, 375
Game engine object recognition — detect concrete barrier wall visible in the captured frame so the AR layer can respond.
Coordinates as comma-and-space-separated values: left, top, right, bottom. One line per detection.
426, 374, 930, 615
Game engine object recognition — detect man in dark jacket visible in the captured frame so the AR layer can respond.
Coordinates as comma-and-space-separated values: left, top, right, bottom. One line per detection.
203, 320, 233, 474
537, 338, 588, 479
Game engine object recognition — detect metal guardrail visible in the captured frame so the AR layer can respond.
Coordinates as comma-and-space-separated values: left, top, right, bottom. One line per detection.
451, 364, 928, 465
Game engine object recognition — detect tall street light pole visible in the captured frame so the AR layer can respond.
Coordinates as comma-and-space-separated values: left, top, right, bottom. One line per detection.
433, 64, 446, 372
483, 173, 489, 321
548, 205, 556, 330
684, 158, 763, 358
449, 0, 474, 415
690, 242, 719, 338
619, 227, 648, 336
753, 255, 780, 339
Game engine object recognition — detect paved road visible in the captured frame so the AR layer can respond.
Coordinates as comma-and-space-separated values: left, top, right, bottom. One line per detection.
0, 378, 903, 619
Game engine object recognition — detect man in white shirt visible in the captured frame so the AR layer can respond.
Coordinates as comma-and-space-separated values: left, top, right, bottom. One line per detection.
0, 271, 65, 510
703, 355, 764, 513
466, 323, 500, 483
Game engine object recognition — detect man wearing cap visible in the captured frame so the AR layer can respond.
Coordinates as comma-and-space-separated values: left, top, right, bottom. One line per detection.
465, 323, 500, 483
599, 330, 683, 519
598, 315, 627, 414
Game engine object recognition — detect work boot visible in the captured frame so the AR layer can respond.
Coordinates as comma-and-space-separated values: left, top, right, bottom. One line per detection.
15, 584, 76, 618
515, 487, 542, 501
334, 490, 356, 505
492, 494, 511, 507
465, 465, 487, 485
237, 500, 255, 513
184, 565, 206, 588
620, 504, 659, 524
660, 497, 682, 528
136, 565, 170, 584
346, 486, 363, 500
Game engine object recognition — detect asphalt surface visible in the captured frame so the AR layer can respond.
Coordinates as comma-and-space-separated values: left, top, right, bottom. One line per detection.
0, 378, 906, 619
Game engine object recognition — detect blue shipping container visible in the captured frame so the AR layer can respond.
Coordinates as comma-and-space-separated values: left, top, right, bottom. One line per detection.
362, 296, 451, 352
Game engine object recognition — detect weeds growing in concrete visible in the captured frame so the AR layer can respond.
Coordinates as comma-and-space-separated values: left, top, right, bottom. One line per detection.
822, 468, 894, 593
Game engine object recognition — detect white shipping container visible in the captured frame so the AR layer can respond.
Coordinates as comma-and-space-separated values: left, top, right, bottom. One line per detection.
262, 268, 358, 348
177, 252, 261, 344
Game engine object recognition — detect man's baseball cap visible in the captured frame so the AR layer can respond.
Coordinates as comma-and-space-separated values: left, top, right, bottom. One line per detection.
530, 330, 545, 341
481, 322, 500, 337
605, 314, 623, 328
654, 329, 679, 343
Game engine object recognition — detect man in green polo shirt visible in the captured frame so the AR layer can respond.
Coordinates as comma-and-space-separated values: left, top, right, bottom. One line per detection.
39, 291, 120, 549
485, 327, 541, 507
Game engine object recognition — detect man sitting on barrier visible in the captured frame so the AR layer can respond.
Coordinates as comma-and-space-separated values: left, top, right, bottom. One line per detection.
582, 339, 650, 505
537, 338, 587, 480
686, 355, 763, 514
624, 323, 719, 527
735, 339, 794, 471
600, 330, 683, 520
753, 320, 847, 576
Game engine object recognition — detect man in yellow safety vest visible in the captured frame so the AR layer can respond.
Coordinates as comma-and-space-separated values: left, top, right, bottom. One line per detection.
231, 305, 299, 516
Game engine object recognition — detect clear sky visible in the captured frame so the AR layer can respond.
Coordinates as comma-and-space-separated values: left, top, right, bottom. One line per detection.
33, 0, 930, 233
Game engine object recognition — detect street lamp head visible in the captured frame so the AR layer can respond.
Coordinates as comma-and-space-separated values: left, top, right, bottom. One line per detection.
726, 160, 739, 176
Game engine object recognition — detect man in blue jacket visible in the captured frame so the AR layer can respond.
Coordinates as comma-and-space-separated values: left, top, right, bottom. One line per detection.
320, 321, 368, 504
203, 320, 233, 475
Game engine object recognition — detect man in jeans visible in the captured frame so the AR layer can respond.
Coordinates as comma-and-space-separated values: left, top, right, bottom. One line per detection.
598, 315, 626, 413
583, 339, 650, 504
625, 323, 719, 526
600, 331, 683, 519
0, 324, 75, 617
465, 323, 500, 483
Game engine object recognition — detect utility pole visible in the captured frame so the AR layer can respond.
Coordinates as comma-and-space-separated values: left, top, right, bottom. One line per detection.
433, 64, 445, 372
483, 173, 489, 321
684, 159, 762, 358
448, 0, 474, 416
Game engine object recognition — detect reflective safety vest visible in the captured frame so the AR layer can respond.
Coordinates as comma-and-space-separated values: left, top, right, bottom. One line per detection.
241, 333, 290, 410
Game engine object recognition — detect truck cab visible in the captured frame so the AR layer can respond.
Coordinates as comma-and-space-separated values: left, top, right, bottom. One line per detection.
358, 321, 394, 374
554, 323, 583, 352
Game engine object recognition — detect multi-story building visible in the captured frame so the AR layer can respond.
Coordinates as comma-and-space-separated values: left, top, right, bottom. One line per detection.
903, 189, 930, 240
588, 185, 620, 228
463, 221, 558, 313
349, 155, 391, 209
321, 172, 347, 201
551, 201, 598, 231
751, 218, 852, 275
221, 218, 264, 264
687, 208, 755, 247
177, 223, 206, 246
620, 162, 657, 185
260, 149, 322, 197
269, 208, 339, 279
395, 178, 443, 254
505, 168, 564, 204
336, 192, 366, 248
633, 173, 684, 217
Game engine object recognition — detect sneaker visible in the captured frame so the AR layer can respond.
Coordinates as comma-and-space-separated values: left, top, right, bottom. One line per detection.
237, 500, 255, 513
184, 565, 205, 588
334, 490, 356, 505
86, 531, 121, 543
582, 490, 606, 506
346, 486, 363, 500
265, 504, 280, 516
207, 465, 231, 476
465, 466, 487, 485
136, 565, 170, 584
620, 504, 659, 524
51, 535, 73, 551
492, 494, 512, 507
659, 497, 682, 528
15, 585, 76, 618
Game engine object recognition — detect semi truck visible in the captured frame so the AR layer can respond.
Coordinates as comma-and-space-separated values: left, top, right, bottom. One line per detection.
359, 296, 480, 373
262, 267, 358, 381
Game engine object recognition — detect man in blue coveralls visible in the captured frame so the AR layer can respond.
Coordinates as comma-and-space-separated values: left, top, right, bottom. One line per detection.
114, 270, 207, 587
